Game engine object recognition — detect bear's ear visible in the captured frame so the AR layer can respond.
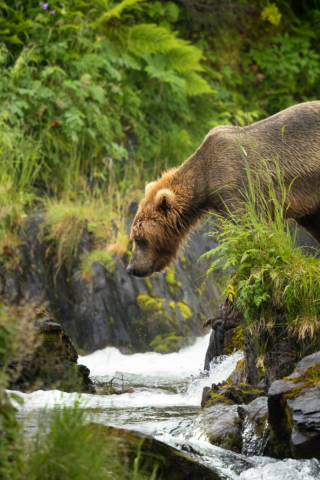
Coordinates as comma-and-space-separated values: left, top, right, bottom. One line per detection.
155, 189, 176, 212
145, 182, 156, 195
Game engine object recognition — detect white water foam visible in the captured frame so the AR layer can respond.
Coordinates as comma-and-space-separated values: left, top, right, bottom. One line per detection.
78, 334, 212, 378
9, 335, 320, 480
237, 457, 320, 480
11, 335, 243, 411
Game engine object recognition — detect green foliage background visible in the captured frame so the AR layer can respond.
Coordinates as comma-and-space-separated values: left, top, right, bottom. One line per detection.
1, 0, 320, 199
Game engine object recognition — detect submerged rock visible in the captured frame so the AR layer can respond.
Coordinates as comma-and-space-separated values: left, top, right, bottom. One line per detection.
238, 397, 270, 456
197, 384, 268, 455
191, 403, 243, 453
268, 351, 320, 460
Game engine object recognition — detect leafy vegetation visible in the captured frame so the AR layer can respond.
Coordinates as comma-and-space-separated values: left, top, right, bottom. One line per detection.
1, 1, 320, 272
202, 159, 320, 342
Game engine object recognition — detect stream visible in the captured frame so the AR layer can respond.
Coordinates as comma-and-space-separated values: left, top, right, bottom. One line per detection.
13, 334, 320, 479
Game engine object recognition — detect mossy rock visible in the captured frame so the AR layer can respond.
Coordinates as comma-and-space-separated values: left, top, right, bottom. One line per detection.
95, 425, 221, 480
137, 293, 165, 314
204, 383, 266, 408
227, 358, 245, 385
224, 326, 244, 355
165, 266, 181, 294
176, 302, 192, 320
150, 333, 186, 354
7, 309, 93, 393
268, 352, 320, 460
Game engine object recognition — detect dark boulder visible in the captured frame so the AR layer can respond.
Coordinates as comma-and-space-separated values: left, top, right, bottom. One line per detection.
268, 351, 320, 460
192, 403, 243, 453
98, 425, 223, 480
241, 315, 318, 388
7, 307, 94, 393
197, 383, 267, 453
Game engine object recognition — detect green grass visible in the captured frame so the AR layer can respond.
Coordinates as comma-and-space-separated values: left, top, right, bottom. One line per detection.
80, 249, 115, 278
22, 403, 156, 480
202, 158, 320, 341
42, 196, 131, 273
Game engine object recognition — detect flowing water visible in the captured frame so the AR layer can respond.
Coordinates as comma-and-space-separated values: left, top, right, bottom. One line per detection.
12, 334, 320, 479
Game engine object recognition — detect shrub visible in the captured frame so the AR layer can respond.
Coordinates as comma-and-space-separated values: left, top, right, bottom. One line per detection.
202, 158, 320, 341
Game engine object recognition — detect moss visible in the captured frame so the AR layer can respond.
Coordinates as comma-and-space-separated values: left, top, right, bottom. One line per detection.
284, 361, 320, 396
150, 333, 185, 354
165, 268, 176, 285
179, 254, 188, 271
38, 331, 63, 351
283, 385, 304, 399
303, 362, 320, 384
204, 383, 266, 408
137, 293, 165, 314
196, 283, 207, 297
177, 302, 192, 320
208, 391, 235, 405
144, 277, 154, 296
80, 249, 115, 279
225, 431, 243, 451
165, 267, 181, 294
180, 254, 187, 264
284, 403, 294, 431
224, 326, 245, 354
169, 301, 175, 310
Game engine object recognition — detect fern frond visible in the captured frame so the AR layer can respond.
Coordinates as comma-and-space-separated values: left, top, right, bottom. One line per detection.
92, 0, 146, 27
182, 71, 213, 96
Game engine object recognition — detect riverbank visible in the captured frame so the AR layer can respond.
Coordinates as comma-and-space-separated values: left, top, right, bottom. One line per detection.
9, 336, 320, 480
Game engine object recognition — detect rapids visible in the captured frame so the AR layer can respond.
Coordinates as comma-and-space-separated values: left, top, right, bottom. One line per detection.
12, 334, 320, 479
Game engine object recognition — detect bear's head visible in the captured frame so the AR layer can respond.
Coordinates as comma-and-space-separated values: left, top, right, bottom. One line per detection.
126, 180, 187, 278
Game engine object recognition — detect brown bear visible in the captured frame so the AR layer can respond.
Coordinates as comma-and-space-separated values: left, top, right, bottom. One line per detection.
127, 101, 320, 278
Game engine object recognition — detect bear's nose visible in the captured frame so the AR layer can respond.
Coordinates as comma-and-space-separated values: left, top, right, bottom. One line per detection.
126, 266, 135, 276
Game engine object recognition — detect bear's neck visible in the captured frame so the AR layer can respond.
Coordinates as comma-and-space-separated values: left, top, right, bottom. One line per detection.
168, 152, 216, 229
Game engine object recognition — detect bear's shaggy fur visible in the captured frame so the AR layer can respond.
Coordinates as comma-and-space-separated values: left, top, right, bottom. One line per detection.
127, 101, 320, 278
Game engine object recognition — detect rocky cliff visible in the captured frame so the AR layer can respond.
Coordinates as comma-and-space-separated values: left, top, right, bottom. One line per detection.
0, 213, 219, 354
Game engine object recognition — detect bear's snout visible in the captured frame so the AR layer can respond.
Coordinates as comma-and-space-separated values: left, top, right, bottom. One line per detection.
126, 257, 155, 278
126, 263, 155, 278
126, 266, 135, 276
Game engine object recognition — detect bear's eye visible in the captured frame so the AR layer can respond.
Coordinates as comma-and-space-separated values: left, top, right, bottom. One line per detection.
135, 237, 148, 247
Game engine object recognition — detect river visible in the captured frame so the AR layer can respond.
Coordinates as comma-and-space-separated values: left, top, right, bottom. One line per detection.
13, 334, 320, 479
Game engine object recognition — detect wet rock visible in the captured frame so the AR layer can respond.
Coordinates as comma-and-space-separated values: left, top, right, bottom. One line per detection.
228, 358, 246, 385
242, 315, 316, 388
203, 299, 244, 371
201, 383, 266, 408
201, 386, 211, 408
268, 351, 320, 460
99, 425, 222, 480
238, 397, 270, 456
224, 326, 245, 355
193, 403, 243, 453
197, 384, 267, 454
7, 308, 94, 393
